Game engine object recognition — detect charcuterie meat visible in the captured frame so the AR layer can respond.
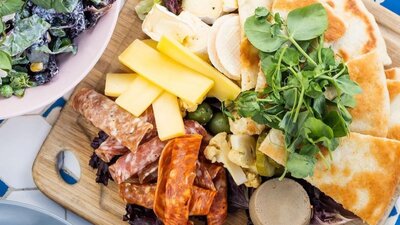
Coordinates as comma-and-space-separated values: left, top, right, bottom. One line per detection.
184, 120, 212, 143
95, 137, 129, 163
154, 135, 202, 225
138, 161, 158, 184
207, 168, 228, 225
109, 121, 210, 185
119, 183, 156, 209
194, 161, 216, 191
140, 107, 158, 142
189, 186, 217, 216
109, 136, 166, 184
72, 88, 153, 153
120, 183, 216, 216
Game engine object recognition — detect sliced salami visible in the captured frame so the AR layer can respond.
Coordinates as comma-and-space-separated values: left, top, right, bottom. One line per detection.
95, 137, 129, 163
109, 121, 210, 184
109, 136, 166, 184
119, 183, 156, 209
154, 135, 202, 225
184, 120, 212, 143
72, 88, 153, 153
120, 183, 216, 216
194, 161, 216, 191
140, 107, 158, 142
138, 161, 158, 184
189, 186, 217, 216
207, 167, 228, 225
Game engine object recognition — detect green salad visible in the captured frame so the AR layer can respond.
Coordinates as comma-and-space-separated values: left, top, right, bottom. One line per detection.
0, 0, 114, 98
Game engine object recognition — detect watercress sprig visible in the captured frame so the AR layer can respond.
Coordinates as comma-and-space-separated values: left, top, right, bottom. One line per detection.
226, 3, 362, 179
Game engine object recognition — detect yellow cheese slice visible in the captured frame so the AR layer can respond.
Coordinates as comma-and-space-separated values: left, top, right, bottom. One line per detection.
152, 92, 185, 141
119, 40, 214, 104
142, 39, 158, 49
157, 36, 241, 101
105, 73, 136, 97
116, 76, 163, 117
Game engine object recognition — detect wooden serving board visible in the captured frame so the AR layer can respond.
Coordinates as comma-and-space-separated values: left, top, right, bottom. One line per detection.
32, 1, 400, 225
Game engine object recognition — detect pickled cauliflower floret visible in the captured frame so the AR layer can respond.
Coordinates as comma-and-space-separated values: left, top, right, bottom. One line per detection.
228, 134, 257, 170
204, 133, 247, 185
244, 170, 261, 188
229, 115, 265, 135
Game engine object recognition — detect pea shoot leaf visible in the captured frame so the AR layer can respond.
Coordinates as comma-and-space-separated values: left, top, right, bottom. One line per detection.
244, 14, 286, 52
324, 111, 348, 137
287, 3, 328, 41
287, 152, 316, 178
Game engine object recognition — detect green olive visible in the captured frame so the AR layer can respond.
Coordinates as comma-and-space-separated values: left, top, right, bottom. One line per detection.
187, 103, 213, 125
208, 112, 230, 135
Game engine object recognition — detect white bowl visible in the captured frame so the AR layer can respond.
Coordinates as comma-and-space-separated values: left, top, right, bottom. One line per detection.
0, 0, 122, 119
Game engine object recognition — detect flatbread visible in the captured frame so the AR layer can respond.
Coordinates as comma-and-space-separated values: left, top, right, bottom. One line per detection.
387, 80, 400, 140
386, 68, 400, 80
271, 0, 347, 42
326, 0, 391, 65
258, 130, 400, 225
347, 51, 390, 137
238, 0, 273, 91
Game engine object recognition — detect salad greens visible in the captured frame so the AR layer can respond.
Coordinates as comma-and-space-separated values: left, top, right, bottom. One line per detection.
31, 0, 79, 13
135, 0, 181, 20
225, 4, 362, 179
135, 0, 161, 20
0, 0, 114, 98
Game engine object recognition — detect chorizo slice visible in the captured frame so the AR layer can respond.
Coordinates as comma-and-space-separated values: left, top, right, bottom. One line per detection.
189, 186, 217, 216
120, 183, 216, 216
154, 135, 202, 225
109, 137, 166, 184
119, 183, 156, 209
72, 88, 153, 153
207, 168, 228, 225
94, 137, 129, 163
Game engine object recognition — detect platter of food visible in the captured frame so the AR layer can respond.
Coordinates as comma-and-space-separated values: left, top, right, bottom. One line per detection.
0, 0, 121, 119
32, 0, 400, 225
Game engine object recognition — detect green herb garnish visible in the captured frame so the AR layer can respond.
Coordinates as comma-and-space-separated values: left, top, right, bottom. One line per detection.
225, 3, 362, 178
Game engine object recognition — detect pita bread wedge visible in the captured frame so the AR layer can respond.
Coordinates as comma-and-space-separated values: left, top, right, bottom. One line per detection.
386, 68, 400, 80
387, 80, 400, 140
238, 0, 273, 91
326, 0, 391, 65
347, 51, 390, 137
271, 0, 347, 42
259, 130, 400, 225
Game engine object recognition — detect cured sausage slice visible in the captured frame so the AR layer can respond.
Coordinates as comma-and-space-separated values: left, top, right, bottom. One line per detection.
119, 183, 156, 209
189, 186, 217, 216
109, 137, 166, 184
119, 183, 216, 216
154, 135, 202, 225
95, 137, 129, 163
194, 161, 216, 191
138, 161, 159, 184
207, 168, 228, 225
72, 88, 153, 153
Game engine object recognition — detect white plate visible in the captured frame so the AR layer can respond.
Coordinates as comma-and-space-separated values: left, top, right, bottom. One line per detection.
0, 0, 122, 119
0, 200, 71, 225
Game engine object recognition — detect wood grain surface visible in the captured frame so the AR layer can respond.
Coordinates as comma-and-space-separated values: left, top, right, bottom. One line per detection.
32, 1, 400, 225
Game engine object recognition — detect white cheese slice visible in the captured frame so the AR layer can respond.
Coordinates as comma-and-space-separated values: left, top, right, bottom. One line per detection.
181, 0, 224, 24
